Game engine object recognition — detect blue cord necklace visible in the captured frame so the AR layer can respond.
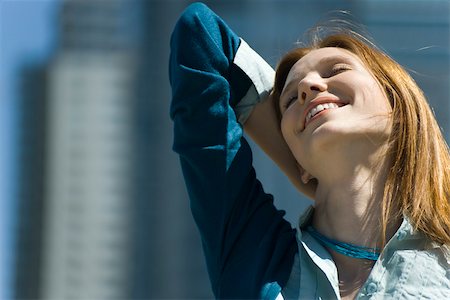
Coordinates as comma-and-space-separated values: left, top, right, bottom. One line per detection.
306, 226, 380, 261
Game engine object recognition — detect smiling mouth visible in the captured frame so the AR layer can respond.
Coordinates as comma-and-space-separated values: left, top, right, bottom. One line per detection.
303, 101, 347, 130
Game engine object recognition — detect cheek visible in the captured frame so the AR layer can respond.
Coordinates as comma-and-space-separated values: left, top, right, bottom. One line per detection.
352, 77, 391, 113
280, 109, 298, 143
281, 116, 297, 150
280, 114, 307, 162
280, 101, 303, 130
280, 120, 294, 153
366, 77, 392, 112
369, 87, 392, 115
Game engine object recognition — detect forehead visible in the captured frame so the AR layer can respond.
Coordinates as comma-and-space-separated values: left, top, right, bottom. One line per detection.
284, 47, 363, 86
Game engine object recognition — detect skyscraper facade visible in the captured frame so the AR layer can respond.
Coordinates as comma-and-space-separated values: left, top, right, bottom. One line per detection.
39, 0, 138, 298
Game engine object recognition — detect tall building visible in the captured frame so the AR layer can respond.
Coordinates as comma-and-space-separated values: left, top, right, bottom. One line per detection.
40, 0, 138, 298
14, 64, 48, 299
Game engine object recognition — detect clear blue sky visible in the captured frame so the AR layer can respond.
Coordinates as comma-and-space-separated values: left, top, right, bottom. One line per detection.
0, 0, 59, 297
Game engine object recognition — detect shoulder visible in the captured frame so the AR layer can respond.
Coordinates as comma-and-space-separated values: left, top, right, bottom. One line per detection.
379, 232, 450, 298
359, 219, 450, 298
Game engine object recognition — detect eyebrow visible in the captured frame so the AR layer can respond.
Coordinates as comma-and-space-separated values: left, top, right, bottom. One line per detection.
280, 54, 354, 100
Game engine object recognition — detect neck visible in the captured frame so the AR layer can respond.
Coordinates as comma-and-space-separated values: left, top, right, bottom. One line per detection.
310, 141, 400, 274
312, 170, 384, 249
312, 149, 389, 245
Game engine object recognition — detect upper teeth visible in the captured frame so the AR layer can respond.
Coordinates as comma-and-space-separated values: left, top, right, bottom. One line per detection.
306, 103, 340, 124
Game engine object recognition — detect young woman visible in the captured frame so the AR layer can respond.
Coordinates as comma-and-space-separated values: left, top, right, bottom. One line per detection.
169, 3, 450, 299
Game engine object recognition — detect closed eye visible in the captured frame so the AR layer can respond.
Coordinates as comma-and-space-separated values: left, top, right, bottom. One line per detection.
327, 63, 352, 77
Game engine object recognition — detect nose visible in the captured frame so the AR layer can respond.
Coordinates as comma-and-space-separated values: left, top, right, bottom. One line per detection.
297, 73, 327, 104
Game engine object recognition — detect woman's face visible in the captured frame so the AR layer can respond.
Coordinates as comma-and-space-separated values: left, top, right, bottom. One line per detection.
278, 47, 392, 174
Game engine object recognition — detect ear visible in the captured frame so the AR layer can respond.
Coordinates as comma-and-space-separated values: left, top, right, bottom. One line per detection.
297, 163, 313, 184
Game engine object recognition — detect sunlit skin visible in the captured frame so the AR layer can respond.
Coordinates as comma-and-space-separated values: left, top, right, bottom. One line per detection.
278, 47, 397, 298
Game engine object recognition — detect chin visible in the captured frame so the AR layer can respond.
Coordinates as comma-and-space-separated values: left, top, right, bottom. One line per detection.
305, 121, 346, 146
302, 122, 375, 154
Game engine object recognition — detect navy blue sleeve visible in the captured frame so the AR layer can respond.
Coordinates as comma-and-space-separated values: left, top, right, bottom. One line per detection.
169, 3, 297, 298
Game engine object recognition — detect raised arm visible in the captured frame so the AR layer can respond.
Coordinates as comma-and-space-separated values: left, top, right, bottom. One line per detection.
169, 3, 297, 298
